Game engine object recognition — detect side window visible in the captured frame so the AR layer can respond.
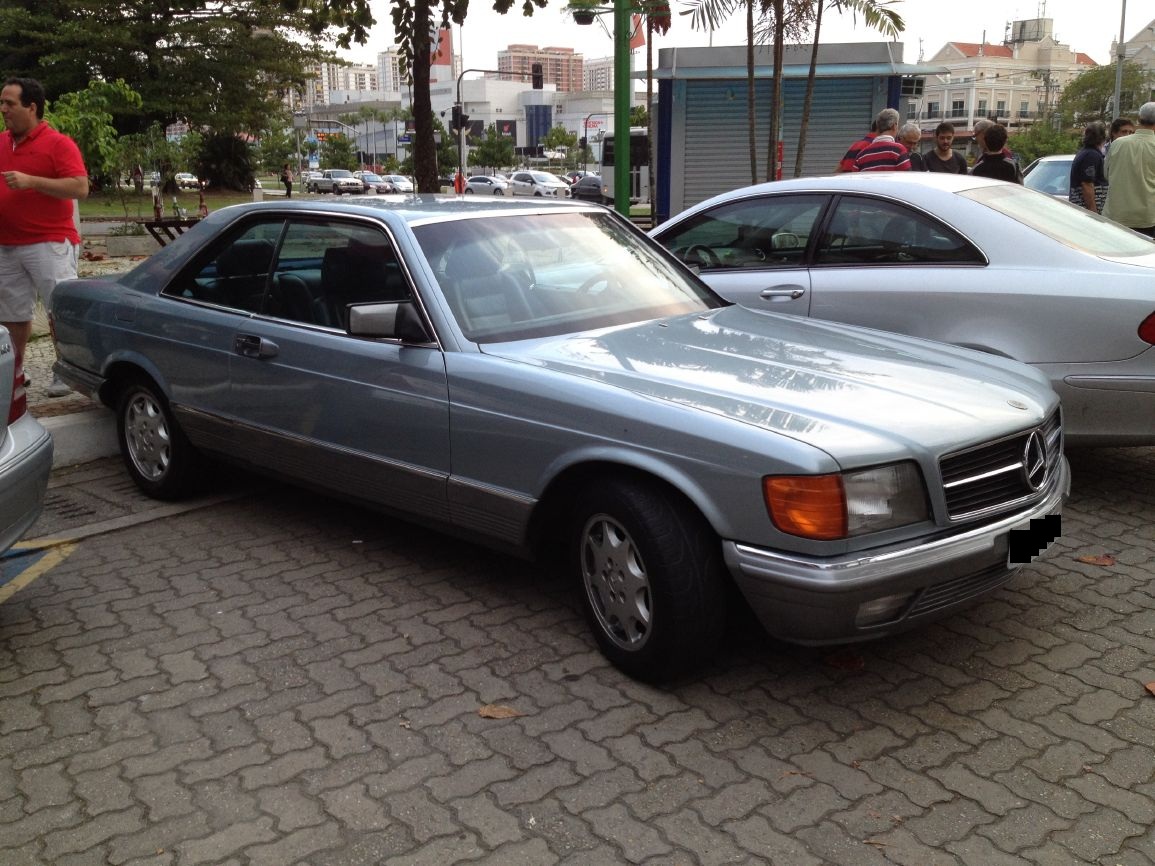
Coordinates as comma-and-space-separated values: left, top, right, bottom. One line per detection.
267, 221, 411, 330
815, 196, 985, 266
656, 195, 826, 270
164, 221, 282, 312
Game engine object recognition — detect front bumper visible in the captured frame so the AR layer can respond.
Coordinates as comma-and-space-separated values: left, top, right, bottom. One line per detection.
723, 456, 1070, 645
0, 414, 53, 553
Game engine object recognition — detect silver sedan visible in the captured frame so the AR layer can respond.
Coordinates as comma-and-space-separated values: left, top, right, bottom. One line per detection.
651, 172, 1155, 446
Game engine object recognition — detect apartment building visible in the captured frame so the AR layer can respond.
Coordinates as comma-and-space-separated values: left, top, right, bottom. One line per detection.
497, 45, 584, 92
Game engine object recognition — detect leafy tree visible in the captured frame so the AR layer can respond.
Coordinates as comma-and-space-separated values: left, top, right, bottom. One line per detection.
471, 125, 515, 173
630, 106, 649, 127
44, 79, 142, 188
0, 0, 336, 136
1058, 62, 1154, 124
321, 134, 359, 171
1009, 123, 1079, 166
542, 125, 578, 152
794, 0, 903, 176
255, 126, 299, 173
198, 131, 259, 191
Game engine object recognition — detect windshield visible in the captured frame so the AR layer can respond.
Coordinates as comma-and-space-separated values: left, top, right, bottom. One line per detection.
414, 211, 723, 343
530, 172, 562, 184
960, 184, 1155, 258
362, 173, 382, 181
389, 176, 410, 184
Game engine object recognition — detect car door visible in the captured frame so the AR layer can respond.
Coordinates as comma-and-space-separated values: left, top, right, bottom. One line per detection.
510, 173, 533, 196
653, 194, 827, 317
807, 194, 988, 341
223, 216, 452, 523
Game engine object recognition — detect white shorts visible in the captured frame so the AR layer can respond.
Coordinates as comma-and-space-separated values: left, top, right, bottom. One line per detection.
0, 241, 80, 322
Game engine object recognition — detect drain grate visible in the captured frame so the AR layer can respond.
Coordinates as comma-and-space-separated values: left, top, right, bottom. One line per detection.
42, 492, 100, 520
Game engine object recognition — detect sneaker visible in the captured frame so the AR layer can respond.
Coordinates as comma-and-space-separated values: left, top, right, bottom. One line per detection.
45, 375, 72, 398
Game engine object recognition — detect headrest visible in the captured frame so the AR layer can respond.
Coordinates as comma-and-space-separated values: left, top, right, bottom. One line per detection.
322, 243, 394, 296
443, 242, 502, 281
216, 239, 275, 277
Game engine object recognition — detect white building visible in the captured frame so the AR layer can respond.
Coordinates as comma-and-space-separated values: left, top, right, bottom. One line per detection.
910, 18, 1095, 140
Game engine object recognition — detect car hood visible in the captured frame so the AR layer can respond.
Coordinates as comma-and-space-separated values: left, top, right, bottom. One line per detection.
487, 306, 1057, 464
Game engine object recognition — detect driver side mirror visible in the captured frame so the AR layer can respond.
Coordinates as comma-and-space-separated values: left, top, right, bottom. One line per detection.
348, 301, 431, 343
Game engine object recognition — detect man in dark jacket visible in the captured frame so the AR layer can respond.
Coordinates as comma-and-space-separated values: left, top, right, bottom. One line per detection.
971, 124, 1022, 184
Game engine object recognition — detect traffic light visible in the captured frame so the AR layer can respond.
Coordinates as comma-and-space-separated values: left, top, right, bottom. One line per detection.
450, 105, 468, 132
531, 62, 543, 90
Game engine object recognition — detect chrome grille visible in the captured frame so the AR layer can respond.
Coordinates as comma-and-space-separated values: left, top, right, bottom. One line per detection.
940, 410, 1062, 521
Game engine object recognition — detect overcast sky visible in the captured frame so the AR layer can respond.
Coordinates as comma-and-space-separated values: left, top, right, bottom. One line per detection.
347, 0, 1151, 73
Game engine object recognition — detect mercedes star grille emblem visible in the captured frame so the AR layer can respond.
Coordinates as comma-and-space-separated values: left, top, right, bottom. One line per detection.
1022, 430, 1048, 492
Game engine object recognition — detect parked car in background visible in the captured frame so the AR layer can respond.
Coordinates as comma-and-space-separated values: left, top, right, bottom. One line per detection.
651, 172, 1155, 446
309, 169, 363, 195
175, 172, 200, 190
1, 327, 53, 557
302, 171, 323, 189
565, 170, 593, 185
509, 171, 571, 197
51, 196, 1067, 680
464, 175, 509, 195
569, 174, 608, 204
384, 175, 414, 193
1022, 154, 1074, 199
353, 171, 396, 194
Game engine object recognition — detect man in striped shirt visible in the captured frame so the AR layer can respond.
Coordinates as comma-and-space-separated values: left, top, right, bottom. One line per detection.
852, 108, 910, 172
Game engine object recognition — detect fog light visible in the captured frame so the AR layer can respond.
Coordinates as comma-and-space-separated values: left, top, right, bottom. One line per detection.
855, 593, 913, 627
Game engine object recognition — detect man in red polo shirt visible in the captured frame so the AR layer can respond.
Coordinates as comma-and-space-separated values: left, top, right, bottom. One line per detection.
0, 77, 89, 394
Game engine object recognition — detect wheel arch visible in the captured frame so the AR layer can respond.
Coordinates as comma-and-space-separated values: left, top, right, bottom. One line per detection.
527, 458, 723, 565
97, 355, 170, 409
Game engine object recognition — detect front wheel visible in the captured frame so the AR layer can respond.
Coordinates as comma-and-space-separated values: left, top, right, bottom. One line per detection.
570, 479, 727, 681
117, 378, 201, 500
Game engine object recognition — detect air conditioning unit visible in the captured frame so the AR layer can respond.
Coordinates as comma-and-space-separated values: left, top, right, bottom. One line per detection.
900, 77, 925, 98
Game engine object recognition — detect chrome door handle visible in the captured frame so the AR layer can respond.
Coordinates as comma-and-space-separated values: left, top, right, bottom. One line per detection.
760, 287, 806, 300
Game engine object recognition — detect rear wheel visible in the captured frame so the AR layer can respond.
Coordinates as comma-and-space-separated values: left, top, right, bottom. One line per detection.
116, 377, 201, 500
570, 479, 726, 681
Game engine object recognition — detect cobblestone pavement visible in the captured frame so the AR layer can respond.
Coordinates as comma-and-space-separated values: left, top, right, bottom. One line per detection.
2, 444, 1153, 866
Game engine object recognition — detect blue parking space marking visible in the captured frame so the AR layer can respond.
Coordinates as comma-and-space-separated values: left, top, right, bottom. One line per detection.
0, 542, 77, 604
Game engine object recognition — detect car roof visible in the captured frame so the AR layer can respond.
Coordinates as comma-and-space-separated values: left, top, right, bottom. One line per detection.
213, 195, 600, 228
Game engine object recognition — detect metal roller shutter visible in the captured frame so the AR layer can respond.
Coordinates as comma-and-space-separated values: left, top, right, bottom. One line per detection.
679, 77, 874, 212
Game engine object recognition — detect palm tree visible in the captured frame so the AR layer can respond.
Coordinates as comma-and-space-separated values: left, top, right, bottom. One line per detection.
793, 0, 903, 176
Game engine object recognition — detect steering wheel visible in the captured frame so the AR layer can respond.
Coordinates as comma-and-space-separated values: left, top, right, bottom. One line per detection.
683, 244, 720, 267
577, 269, 623, 295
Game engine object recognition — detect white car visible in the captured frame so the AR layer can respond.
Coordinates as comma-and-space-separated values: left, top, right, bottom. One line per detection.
509, 171, 571, 198
651, 172, 1155, 446
174, 172, 200, 189
1022, 154, 1074, 200
464, 176, 509, 195
384, 175, 414, 193
0, 327, 53, 556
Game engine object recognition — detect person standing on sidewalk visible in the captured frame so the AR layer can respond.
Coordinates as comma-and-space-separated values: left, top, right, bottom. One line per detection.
0, 77, 89, 395
280, 162, 293, 198
1103, 102, 1155, 238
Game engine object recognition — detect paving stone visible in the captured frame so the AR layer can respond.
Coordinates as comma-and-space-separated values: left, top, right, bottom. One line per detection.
654, 808, 747, 865
321, 782, 393, 831
976, 802, 1072, 853
176, 817, 278, 864
584, 803, 673, 862
725, 812, 824, 865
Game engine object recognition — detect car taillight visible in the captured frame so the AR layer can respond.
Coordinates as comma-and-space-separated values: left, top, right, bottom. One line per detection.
9, 351, 28, 424
1140, 312, 1155, 345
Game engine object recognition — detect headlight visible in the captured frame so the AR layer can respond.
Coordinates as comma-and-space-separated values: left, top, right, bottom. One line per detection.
763, 462, 929, 541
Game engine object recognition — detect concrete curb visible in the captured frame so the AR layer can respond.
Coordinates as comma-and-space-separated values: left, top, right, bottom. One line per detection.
40, 410, 119, 469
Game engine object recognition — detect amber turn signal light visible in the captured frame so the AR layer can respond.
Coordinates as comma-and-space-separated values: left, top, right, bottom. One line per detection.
763, 474, 848, 540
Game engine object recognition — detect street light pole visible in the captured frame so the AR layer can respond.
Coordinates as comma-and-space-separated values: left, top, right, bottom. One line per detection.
1112, 0, 1126, 121
612, 0, 630, 216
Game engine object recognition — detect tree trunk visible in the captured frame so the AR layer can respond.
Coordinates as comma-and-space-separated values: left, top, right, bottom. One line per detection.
767, 0, 784, 183
746, 0, 757, 184
411, 6, 438, 193
795, 0, 824, 177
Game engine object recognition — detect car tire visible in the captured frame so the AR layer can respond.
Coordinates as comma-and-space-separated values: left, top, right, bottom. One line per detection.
570, 478, 727, 681
464, 188, 474, 194
495, 189, 504, 195
335, 188, 342, 195
116, 377, 201, 501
